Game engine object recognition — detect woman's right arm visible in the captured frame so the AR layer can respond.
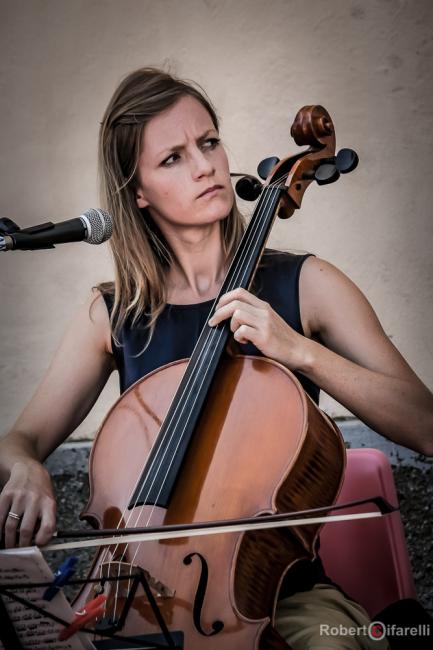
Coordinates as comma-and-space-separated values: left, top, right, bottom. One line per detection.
0, 289, 115, 548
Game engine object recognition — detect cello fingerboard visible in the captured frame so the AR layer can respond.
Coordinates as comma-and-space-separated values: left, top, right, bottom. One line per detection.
129, 186, 283, 509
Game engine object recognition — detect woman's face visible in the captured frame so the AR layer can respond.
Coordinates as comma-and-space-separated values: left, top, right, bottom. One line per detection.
135, 95, 234, 231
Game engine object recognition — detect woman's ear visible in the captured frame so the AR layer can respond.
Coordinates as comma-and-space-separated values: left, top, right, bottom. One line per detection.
136, 187, 149, 209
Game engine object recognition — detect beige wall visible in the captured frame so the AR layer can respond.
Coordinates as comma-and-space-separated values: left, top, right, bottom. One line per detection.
0, 0, 432, 439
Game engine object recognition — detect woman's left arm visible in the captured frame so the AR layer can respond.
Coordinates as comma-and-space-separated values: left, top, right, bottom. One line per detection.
297, 256, 433, 455
209, 257, 433, 455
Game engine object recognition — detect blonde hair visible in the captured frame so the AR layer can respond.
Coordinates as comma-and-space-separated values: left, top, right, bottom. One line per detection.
98, 67, 245, 345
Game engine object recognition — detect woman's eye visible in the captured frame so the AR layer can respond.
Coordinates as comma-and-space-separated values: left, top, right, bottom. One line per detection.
161, 152, 180, 167
160, 139, 220, 166
202, 137, 220, 150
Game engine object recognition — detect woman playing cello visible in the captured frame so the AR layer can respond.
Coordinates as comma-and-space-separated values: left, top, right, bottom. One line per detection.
0, 67, 432, 649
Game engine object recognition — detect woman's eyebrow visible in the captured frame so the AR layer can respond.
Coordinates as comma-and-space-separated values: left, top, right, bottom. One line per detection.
157, 129, 217, 157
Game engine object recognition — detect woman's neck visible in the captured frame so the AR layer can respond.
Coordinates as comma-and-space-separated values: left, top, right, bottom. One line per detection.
164, 222, 227, 303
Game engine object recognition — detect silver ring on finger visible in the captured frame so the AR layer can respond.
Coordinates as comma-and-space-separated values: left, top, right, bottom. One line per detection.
7, 511, 22, 521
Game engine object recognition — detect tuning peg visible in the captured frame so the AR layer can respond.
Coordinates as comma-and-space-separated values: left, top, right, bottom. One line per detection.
235, 175, 263, 201
314, 163, 340, 186
335, 148, 359, 174
257, 156, 280, 181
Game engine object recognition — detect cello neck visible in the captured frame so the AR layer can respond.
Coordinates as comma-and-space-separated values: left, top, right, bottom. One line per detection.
216, 184, 284, 299
129, 184, 285, 510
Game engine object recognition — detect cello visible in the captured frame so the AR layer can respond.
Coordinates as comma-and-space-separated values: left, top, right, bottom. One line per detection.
71, 105, 359, 648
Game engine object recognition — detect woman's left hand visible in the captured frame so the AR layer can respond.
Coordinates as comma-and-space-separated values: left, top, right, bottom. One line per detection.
208, 288, 310, 371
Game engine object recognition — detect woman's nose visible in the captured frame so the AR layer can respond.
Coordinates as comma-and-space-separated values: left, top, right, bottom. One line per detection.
191, 150, 214, 179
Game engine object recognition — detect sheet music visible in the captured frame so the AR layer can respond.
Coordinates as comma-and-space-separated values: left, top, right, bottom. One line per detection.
0, 546, 95, 650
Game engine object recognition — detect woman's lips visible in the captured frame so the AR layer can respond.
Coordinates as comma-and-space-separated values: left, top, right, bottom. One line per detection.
198, 185, 223, 198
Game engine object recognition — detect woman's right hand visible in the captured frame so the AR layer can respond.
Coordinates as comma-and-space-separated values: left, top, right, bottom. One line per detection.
0, 460, 56, 548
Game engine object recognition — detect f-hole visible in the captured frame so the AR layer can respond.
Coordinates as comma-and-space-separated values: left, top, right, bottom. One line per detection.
183, 552, 224, 636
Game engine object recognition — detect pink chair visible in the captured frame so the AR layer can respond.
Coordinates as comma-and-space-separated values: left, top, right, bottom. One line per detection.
319, 447, 417, 617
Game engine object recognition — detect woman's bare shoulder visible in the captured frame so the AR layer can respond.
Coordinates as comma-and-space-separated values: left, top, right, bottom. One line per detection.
299, 255, 380, 339
298, 255, 423, 384
3, 287, 116, 459
73, 287, 114, 357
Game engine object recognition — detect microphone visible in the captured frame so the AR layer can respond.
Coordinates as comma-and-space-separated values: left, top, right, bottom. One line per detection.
0, 209, 113, 252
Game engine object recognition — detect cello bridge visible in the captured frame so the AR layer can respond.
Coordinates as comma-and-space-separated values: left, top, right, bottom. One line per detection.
95, 561, 175, 599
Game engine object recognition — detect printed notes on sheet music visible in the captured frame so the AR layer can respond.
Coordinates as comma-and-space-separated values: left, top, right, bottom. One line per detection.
0, 546, 94, 650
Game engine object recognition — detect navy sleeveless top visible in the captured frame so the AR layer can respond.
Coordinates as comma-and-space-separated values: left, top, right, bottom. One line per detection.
103, 250, 320, 403
102, 249, 334, 598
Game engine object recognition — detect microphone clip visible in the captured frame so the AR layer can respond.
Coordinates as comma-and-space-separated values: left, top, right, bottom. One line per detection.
0, 217, 21, 236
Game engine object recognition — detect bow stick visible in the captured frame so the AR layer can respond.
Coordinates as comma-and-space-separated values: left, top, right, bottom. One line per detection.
42, 496, 396, 552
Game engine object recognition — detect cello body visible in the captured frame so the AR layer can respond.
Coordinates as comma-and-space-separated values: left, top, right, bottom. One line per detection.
76, 354, 345, 648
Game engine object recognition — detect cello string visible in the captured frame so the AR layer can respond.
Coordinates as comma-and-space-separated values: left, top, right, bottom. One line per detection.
99, 180, 281, 604
105, 180, 282, 582
113, 182, 285, 531
123, 181, 286, 567
111, 180, 287, 613
109, 177, 286, 575
127, 186, 281, 520
102, 176, 286, 606
103, 175, 288, 602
